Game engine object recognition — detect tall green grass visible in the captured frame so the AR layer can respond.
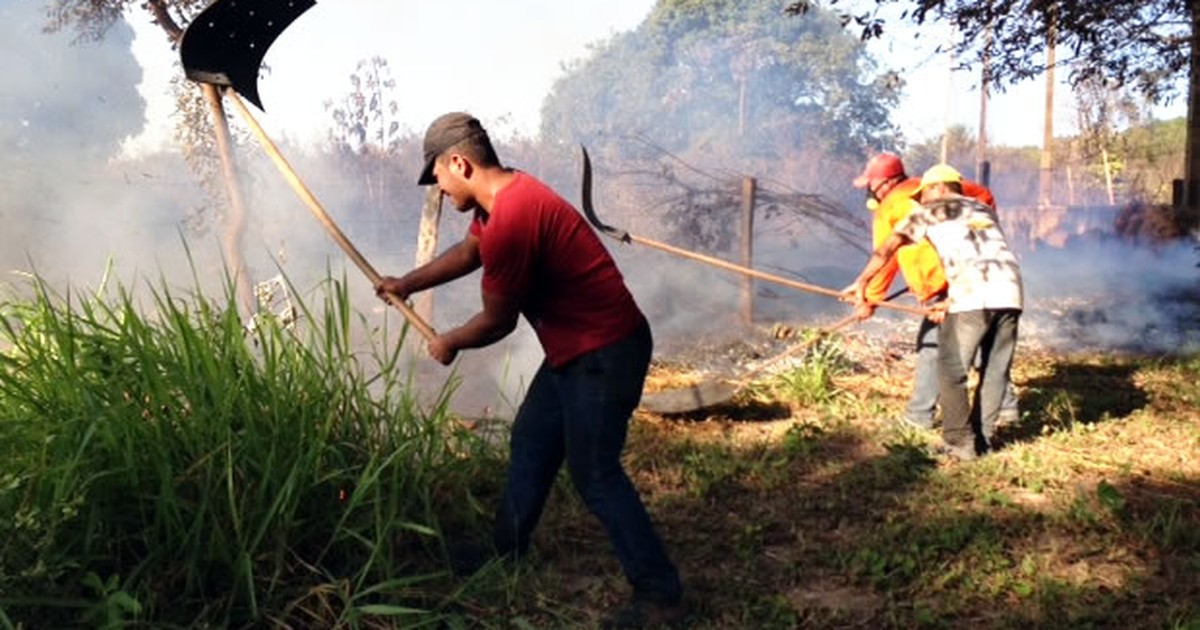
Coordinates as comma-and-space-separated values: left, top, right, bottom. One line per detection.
0, 267, 502, 627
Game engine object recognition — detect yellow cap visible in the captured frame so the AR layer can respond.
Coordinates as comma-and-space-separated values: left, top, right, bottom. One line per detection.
912, 163, 962, 197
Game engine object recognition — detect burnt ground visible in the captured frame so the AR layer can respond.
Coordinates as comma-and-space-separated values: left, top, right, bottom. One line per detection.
439, 283, 1200, 629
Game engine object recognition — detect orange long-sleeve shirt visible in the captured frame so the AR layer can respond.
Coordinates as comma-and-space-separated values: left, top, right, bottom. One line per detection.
864, 178, 996, 304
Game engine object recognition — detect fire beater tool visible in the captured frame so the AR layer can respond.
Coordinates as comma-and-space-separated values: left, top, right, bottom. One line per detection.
179, 0, 435, 342
578, 145, 928, 317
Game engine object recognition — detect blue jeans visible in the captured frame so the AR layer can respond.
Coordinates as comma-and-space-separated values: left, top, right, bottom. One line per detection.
906, 317, 941, 425
492, 321, 682, 604
908, 316, 1019, 426
937, 309, 1020, 453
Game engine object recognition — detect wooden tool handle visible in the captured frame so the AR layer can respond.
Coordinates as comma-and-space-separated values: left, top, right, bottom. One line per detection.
631, 235, 928, 316
225, 90, 437, 342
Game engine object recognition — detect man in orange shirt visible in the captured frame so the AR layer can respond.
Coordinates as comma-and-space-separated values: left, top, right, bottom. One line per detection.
850, 153, 1017, 435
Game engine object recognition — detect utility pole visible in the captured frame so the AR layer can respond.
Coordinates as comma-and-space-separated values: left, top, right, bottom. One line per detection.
976, 20, 991, 187
941, 32, 955, 164
1038, 17, 1057, 209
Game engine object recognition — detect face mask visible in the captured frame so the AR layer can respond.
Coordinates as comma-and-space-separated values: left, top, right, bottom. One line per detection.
865, 191, 879, 211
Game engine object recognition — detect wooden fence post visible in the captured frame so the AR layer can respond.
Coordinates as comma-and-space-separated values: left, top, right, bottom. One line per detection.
740, 176, 757, 326
413, 187, 443, 323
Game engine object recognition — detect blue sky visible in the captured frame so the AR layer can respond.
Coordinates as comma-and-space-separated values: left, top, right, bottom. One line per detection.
125, 0, 1185, 155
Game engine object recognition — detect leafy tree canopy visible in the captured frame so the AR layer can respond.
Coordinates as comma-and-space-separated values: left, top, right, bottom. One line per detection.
786, 0, 1192, 103
46, 0, 205, 42
540, 0, 903, 162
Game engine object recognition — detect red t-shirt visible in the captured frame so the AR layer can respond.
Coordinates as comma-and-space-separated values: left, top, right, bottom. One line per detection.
469, 172, 644, 367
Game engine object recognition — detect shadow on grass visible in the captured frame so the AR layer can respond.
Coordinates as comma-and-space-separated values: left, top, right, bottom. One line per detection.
671, 437, 940, 628
817, 472, 1200, 629
583, 422, 942, 628
1104, 475, 1200, 618
1002, 359, 1149, 445
657, 438, 1200, 629
409, 356, 1200, 629
507, 413, 1200, 629
429, 414, 1200, 630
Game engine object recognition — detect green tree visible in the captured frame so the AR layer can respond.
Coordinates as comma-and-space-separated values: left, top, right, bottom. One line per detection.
1113, 118, 1186, 205
786, 0, 1200, 228
788, 1, 1191, 99
541, 0, 901, 161
538, 0, 895, 252
1070, 77, 1147, 205
905, 125, 978, 176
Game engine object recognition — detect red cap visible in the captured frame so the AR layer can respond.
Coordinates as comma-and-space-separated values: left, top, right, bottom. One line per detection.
852, 152, 905, 189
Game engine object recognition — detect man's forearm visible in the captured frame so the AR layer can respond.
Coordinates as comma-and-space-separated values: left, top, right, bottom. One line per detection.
401, 241, 480, 293
854, 250, 890, 289
442, 310, 517, 352
853, 234, 906, 294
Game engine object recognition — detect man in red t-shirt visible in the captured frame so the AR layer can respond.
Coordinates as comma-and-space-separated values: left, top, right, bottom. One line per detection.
376, 112, 684, 628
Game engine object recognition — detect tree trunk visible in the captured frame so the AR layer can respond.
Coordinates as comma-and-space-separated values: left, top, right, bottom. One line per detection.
1101, 147, 1116, 205
146, 1, 253, 313
201, 84, 253, 314
1038, 21, 1056, 209
413, 187, 443, 323
1183, 0, 1200, 228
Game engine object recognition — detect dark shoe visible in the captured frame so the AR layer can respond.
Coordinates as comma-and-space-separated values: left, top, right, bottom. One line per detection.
935, 441, 978, 462
601, 598, 688, 629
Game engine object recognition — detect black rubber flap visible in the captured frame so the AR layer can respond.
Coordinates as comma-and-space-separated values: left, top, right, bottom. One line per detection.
180, 0, 316, 110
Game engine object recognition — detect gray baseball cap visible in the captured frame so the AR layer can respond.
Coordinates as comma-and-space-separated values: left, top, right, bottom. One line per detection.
418, 112, 486, 185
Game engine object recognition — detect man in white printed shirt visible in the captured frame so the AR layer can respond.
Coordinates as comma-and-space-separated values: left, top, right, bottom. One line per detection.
846, 164, 1024, 460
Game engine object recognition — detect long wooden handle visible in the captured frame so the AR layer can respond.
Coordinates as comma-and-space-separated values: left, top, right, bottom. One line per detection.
225, 90, 437, 342
628, 234, 928, 316
744, 288, 908, 381
579, 144, 926, 318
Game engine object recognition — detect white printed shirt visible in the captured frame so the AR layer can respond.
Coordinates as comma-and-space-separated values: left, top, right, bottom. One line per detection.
893, 194, 1024, 313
